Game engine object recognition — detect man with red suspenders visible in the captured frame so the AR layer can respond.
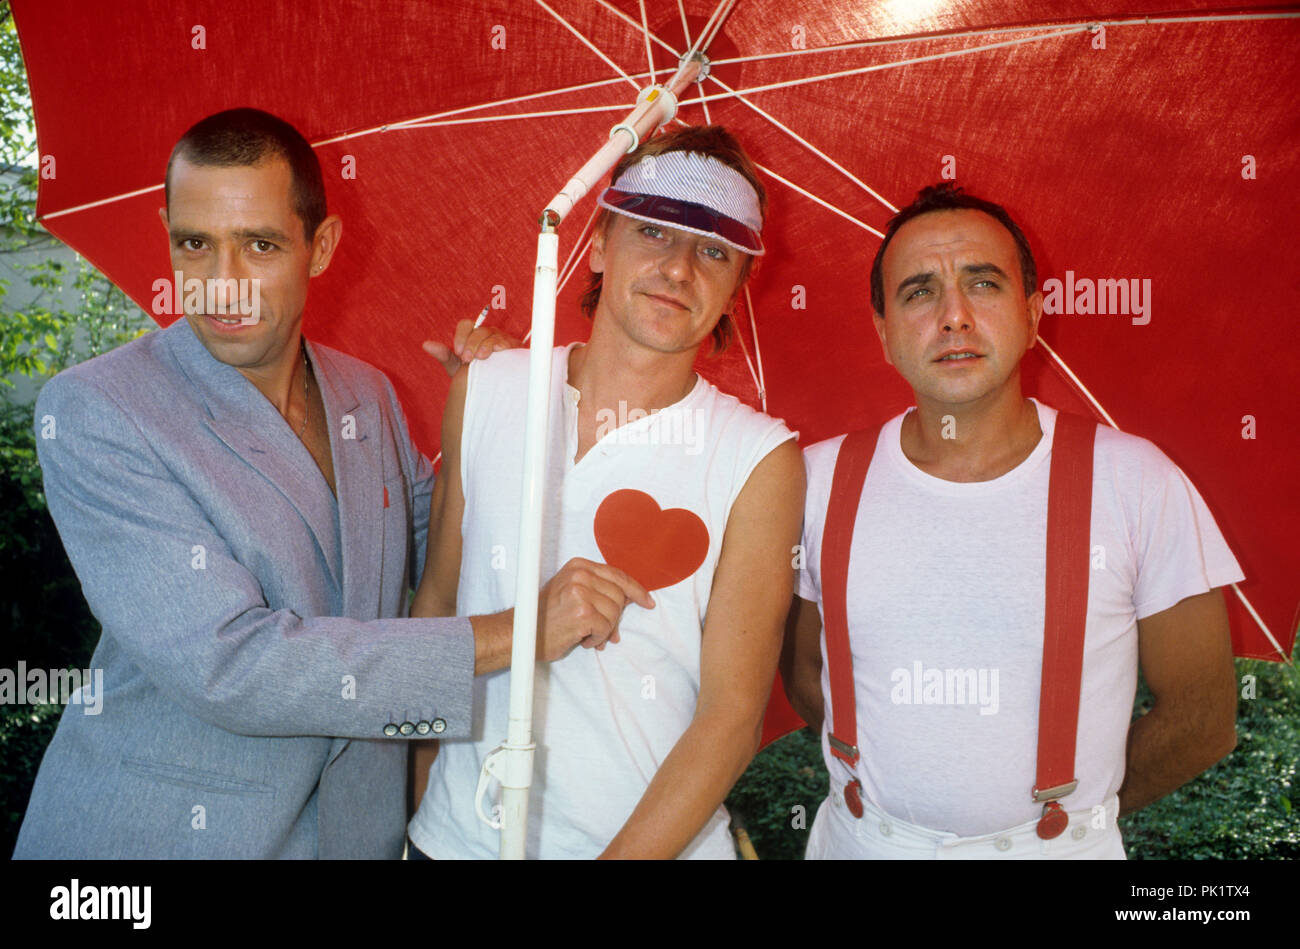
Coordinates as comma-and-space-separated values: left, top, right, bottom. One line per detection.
781, 184, 1242, 858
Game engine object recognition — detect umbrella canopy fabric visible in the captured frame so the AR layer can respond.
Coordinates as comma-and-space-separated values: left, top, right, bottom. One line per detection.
14, 1, 1300, 746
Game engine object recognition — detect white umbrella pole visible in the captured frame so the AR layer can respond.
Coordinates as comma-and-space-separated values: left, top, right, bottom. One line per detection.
496, 220, 559, 860
477, 55, 704, 860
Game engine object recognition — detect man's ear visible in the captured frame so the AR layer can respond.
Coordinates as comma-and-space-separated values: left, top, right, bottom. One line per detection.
1024, 289, 1044, 350
309, 215, 343, 276
158, 206, 169, 232
873, 311, 895, 367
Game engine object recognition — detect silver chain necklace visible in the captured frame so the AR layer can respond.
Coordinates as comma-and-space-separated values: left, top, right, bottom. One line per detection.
297, 344, 310, 438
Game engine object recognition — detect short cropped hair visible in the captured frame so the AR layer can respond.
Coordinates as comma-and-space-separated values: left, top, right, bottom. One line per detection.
579, 125, 767, 353
870, 183, 1037, 316
166, 108, 326, 242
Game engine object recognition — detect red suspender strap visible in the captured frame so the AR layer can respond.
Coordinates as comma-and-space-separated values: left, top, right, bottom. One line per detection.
820, 426, 882, 819
1034, 411, 1098, 839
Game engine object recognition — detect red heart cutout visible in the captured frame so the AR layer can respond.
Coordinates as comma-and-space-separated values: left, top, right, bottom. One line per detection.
593, 489, 710, 592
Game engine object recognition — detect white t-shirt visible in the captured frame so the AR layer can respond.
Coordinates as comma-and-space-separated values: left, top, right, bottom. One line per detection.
409, 344, 795, 858
796, 399, 1243, 837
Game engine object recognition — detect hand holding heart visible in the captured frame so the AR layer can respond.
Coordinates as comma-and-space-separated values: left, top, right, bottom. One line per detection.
536, 492, 704, 660
537, 557, 655, 660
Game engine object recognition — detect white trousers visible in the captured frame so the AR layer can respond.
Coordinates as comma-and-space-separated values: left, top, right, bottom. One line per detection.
805, 788, 1126, 860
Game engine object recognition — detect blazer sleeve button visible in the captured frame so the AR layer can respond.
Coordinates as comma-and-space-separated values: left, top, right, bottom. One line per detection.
383, 723, 399, 737
431, 718, 447, 734
399, 721, 416, 736
415, 721, 431, 735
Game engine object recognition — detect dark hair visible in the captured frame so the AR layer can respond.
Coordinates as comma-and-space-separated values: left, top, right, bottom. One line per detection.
869, 183, 1037, 316
579, 125, 767, 353
166, 108, 326, 243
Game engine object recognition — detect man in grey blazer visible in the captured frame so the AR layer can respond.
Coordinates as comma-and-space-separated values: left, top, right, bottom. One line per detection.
14, 108, 648, 859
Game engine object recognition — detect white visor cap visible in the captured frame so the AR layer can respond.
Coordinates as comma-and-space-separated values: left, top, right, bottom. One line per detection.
596, 150, 764, 255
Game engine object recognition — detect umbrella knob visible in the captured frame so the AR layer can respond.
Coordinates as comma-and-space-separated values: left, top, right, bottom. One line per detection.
678, 49, 710, 83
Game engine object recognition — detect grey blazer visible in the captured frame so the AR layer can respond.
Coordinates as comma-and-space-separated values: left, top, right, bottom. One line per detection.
13, 319, 475, 858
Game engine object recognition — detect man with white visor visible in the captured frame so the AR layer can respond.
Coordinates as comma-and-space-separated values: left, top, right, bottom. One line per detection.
407, 126, 805, 858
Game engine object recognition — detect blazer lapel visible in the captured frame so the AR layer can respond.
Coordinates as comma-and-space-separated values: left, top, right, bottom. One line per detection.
309, 341, 383, 623
162, 320, 344, 592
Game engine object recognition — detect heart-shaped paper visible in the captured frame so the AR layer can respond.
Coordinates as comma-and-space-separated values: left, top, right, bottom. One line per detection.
593, 489, 710, 592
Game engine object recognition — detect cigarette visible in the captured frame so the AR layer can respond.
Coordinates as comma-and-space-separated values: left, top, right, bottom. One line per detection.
473, 306, 489, 329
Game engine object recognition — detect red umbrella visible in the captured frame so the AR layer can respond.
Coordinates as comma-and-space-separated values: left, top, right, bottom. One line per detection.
13, 1, 1299, 753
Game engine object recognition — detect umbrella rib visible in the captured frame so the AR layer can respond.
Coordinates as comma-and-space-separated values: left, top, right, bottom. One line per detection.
674, 0, 713, 124
707, 10, 1300, 67
756, 162, 884, 238
728, 291, 763, 410
44, 107, 635, 219
1228, 584, 1292, 664
689, 0, 739, 60
742, 285, 767, 411
698, 69, 900, 217
1128, 10, 1300, 25
370, 75, 645, 132
638, 0, 656, 85
1035, 336, 1121, 429
388, 104, 636, 129
558, 231, 595, 297
645, 76, 890, 238
704, 0, 740, 51
41, 182, 163, 221
689, 0, 745, 128
710, 25, 1073, 66
558, 204, 599, 293
676, 0, 692, 53
679, 27, 1083, 104
532, 0, 641, 94
1037, 336, 1288, 660
598, 0, 682, 56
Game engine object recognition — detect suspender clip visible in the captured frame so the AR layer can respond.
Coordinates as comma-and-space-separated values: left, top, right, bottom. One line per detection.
828, 734, 859, 765
1032, 780, 1078, 803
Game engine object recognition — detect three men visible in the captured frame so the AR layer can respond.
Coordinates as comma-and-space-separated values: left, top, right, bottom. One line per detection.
782, 184, 1241, 858
19, 102, 1242, 861
406, 126, 805, 858
15, 108, 643, 858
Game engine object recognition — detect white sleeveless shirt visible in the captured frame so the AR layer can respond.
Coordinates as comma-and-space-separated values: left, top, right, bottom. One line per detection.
408, 344, 795, 859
